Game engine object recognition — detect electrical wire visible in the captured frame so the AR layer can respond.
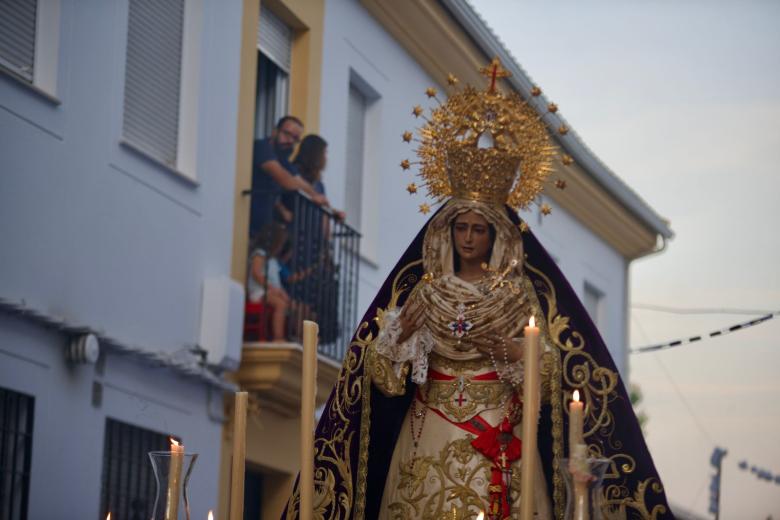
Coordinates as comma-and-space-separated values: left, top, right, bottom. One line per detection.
632, 303, 776, 316
630, 311, 779, 354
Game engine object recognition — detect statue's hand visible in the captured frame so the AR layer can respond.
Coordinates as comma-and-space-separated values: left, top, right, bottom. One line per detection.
397, 295, 425, 344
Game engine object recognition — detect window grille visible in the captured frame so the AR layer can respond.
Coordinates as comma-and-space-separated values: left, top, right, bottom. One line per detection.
100, 418, 173, 520
0, 386, 35, 520
122, 0, 185, 166
0, 0, 37, 81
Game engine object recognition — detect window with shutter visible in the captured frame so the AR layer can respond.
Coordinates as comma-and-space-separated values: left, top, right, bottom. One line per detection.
0, 0, 37, 82
258, 6, 292, 73
122, 0, 185, 167
254, 7, 292, 138
345, 84, 367, 231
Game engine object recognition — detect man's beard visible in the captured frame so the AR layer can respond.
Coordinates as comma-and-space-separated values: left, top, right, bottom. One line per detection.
274, 141, 293, 159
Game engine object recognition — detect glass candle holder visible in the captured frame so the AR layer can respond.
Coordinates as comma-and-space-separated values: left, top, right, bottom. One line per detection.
558, 457, 610, 520
148, 451, 198, 520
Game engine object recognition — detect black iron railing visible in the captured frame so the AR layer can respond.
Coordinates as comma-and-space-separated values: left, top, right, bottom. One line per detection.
244, 189, 361, 363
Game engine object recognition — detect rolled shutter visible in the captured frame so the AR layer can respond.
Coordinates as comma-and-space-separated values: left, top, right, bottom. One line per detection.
0, 0, 37, 81
122, 0, 185, 166
258, 6, 291, 73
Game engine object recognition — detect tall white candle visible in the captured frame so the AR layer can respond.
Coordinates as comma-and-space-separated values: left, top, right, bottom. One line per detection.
229, 392, 248, 520
520, 316, 540, 520
569, 390, 584, 447
569, 390, 589, 520
300, 320, 319, 520
166, 438, 184, 520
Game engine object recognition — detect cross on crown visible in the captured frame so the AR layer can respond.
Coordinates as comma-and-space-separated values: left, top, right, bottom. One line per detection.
478, 57, 511, 92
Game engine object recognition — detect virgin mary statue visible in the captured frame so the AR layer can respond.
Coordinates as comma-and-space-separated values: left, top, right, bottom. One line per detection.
282, 60, 673, 519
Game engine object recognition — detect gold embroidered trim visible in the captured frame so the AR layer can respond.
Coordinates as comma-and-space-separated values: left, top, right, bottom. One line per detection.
429, 351, 493, 372
423, 377, 511, 423
369, 348, 409, 397
355, 259, 424, 519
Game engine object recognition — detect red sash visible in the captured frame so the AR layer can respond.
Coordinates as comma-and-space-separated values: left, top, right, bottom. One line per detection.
415, 373, 522, 520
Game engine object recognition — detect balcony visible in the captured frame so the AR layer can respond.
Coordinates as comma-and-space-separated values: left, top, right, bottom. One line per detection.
237, 190, 361, 415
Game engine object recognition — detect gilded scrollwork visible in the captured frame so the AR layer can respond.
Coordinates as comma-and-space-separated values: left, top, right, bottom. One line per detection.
524, 261, 667, 518
385, 436, 492, 519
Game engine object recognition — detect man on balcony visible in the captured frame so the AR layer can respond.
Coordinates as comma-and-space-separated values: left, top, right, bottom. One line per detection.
249, 116, 329, 238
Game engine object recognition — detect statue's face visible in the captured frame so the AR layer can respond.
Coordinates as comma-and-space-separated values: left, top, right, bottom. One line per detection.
452, 211, 492, 265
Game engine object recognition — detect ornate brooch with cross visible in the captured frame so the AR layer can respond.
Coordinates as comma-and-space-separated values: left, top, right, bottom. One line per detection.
448, 303, 474, 351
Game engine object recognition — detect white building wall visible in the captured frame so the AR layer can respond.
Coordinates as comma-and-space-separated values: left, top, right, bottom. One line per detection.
320, 0, 448, 313
0, 0, 243, 353
0, 0, 245, 515
524, 198, 630, 375
320, 0, 630, 376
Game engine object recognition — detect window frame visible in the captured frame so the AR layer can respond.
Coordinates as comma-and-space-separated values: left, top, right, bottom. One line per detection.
0, 0, 61, 102
583, 281, 605, 329
119, 0, 202, 182
345, 69, 381, 265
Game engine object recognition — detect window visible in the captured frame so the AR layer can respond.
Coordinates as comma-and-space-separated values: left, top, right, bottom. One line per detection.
583, 282, 604, 329
255, 6, 292, 138
100, 419, 172, 520
122, 0, 186, 167
0, 0, 37, 82
255, 52, 289, 138
0, 0, 59, 94
345, 83, 367, 231
0, 387, 35, 520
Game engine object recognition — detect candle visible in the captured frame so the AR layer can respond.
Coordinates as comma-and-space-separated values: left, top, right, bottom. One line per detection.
476, 512, 485, 520
300, 320, 319, 520
208, 511, 214, 520
569, 391, 589, 520
520, 315, 540, 520
569, 390, 584, 447
229, 392, 248, 520
166, 438, 184, 520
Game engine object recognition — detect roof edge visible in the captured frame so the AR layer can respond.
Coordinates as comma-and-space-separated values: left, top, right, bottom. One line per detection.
440, 0, 674, 240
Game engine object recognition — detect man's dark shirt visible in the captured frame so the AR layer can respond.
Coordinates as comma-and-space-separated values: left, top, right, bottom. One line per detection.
250, 138, 296, 236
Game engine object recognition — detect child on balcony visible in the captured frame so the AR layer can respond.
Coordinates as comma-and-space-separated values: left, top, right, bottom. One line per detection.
247, 224, 290, 342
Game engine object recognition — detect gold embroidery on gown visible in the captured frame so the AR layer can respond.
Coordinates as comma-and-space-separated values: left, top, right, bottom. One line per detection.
377, 344, 553, 519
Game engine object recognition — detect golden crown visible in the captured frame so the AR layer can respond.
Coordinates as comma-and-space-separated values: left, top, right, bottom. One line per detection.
402, 58, 567, 214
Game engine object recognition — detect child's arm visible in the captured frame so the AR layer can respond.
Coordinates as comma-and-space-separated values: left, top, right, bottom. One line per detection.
250, 254, 267, 286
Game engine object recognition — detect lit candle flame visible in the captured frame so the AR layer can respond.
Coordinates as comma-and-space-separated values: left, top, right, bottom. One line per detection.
171, 437, 180, 447
573, 389, 580, 402
476, 512, 485, 520
106, 514, 111, 520
208, 510, 214, 520
529, 316, 535, 327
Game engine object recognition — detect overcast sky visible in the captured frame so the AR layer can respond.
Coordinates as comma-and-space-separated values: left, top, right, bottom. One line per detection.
469, 0, 780, 516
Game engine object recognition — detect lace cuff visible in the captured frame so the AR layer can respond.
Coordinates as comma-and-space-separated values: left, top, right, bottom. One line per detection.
375, 307, 434, 385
